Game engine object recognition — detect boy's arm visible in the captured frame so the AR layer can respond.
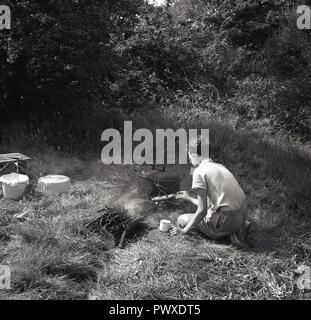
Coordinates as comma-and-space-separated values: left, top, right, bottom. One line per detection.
187, 194, 199, 206
175, 191, 199, 206
182, 188, 208, 234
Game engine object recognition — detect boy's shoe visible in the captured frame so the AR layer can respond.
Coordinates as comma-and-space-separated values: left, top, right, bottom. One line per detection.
239, 221, 251, 241
230, 232, 250, 250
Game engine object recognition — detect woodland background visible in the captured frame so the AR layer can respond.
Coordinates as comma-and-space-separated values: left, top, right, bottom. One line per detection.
1, 0, 310, 150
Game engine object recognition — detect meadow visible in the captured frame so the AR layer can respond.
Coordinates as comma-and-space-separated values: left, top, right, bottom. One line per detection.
1, 106, 310, 300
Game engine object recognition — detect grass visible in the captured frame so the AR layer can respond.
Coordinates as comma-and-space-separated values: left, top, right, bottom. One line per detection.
0, 106, 311, 300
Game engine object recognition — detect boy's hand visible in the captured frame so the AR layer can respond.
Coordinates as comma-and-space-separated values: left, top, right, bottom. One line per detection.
175, 191, 191, 201
170, 226, 186, 236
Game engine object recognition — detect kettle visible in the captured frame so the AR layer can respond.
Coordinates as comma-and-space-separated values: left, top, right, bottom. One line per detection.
134, 164, 181, 200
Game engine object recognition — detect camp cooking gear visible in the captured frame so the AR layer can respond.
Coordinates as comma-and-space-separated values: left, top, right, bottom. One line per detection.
159, 219, 172, 232
151, 193, 177, 202
37, 175, 71, 195
134, 164, 181, 199
0, 153, 31, 175
0, 173, 29, 200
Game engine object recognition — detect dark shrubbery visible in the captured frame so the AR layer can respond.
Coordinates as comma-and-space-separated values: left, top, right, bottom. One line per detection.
0, 0, 310, 147
0, 0, 144, 147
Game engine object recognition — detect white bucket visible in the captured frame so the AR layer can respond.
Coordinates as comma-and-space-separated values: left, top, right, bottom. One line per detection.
159, 219, 172, 232
37, 175, 71, 195
0, 173, 29, 200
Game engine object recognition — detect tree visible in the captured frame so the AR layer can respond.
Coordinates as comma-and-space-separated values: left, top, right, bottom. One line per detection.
0, 0, 144, 131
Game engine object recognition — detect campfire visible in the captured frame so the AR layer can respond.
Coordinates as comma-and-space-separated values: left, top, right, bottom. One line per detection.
85, 199, 153, 249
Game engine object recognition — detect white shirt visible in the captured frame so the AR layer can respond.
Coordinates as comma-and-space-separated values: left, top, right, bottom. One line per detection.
192, 160, 246, 212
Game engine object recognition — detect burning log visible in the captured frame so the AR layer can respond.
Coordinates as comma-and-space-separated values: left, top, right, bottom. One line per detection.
86, 199, 154, 248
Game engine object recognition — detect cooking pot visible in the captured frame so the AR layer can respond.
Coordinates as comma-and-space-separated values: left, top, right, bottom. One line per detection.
134, 164, 181, 199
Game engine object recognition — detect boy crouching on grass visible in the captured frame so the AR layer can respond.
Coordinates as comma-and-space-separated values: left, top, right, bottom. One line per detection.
171, 136, 251, 249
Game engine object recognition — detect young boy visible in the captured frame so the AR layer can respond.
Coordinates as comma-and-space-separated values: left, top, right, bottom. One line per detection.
171, 137, 251, 249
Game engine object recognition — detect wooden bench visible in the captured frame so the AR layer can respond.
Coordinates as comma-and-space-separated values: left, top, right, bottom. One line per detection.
0, 153, 31, 175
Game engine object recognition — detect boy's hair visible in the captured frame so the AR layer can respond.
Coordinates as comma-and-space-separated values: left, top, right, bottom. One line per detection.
188, 134, 210, 157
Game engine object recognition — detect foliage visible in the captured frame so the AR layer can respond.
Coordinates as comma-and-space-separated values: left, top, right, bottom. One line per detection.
0, 0, 144, 143
0, 0, 310, 144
